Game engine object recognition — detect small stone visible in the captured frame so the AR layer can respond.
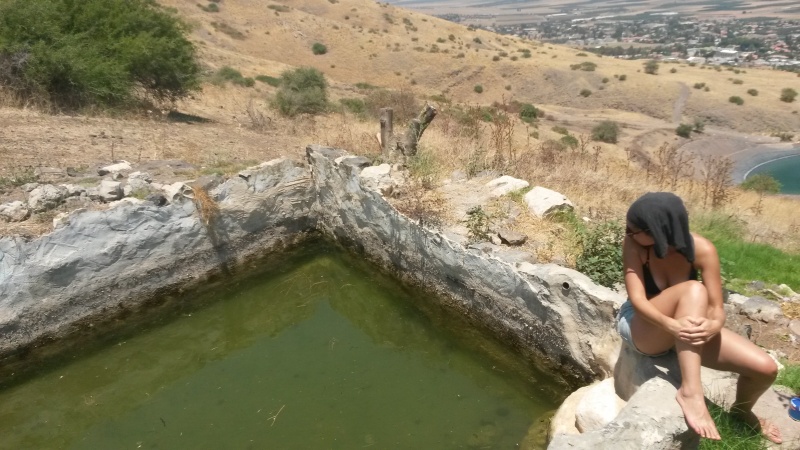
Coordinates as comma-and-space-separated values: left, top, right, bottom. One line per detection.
21, 183, 40, 193
486, 175, 529, 197
98, 180, 122, 202
789, 319, 800, 337
0, 201, 30, 222
740, 296, 783, 323
748, 280, 765, 291
490, 234, 502, 245
146, 193, 167, 206
451, 170, 467, 182
111, 172, 124, 181
97, 160, 132, 176
524, 186, 574, 218
27, 184, 67, 212
498, 229, 527, 246
52, 212, 70, 229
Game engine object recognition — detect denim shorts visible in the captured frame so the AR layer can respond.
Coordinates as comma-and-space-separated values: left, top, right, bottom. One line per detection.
616, 300, 670, 357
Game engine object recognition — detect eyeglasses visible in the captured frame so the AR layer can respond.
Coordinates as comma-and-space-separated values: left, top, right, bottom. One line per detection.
625, 227, 648, 237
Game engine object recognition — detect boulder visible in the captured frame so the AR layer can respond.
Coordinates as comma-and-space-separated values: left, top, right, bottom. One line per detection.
575, 378, 626, 433
98, 180, 122, 202
550, 384, 591, 436
498, 229, 527, 246
162, 182, 193, 203
97, 160, 132, 176
524, 186, 574, 218
0, 201, 30, 222
485, 175, 529, 197
60, 184, 86, 197
740, 296, 783, 323
790, 319, 800, 337
21, 183, 40, 193
27, 184, 67, 212
359, 164, 394, 195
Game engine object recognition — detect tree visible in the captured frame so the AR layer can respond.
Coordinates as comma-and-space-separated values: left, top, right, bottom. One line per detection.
780, 88, 797, 103
643, 60, 659, 75
741, 174, 781, 194
311, 43, 328, 55
591, 121, 619, 143
0, 0, 200, 109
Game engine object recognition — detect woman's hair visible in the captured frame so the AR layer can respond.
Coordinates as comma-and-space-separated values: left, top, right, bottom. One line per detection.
626, 192, 695, 262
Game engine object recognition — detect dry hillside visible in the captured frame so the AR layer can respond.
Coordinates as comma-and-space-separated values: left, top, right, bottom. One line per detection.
1, 0, 799, 254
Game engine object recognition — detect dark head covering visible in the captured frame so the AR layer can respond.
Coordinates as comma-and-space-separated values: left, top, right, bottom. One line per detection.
626, 192, 694, 262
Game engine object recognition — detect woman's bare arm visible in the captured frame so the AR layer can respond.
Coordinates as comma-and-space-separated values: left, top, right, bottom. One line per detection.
692, 233, 726, 332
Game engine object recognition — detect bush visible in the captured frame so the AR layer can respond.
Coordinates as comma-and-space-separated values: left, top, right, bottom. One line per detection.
560, 134, 578, 149
519, 103, 540, 123
676, 123, 693, 138
747, 88, 758, 96
552, 125, 569, 135
570, 61, 597, 71
618, 74, 627, 81
338, 97, 366, 117
255, 75, 281, 87
473, 37, 482, 44
579, 89, 592, 97
311, 42, 328, 55
643, 60, 659, 75
781, 88, 797, 103
273, 67, 328, 116
0, 0, 200, 109
693, 82, 706, 89
729, 96, 744, 105
474, 84, 483, 93
591, 121, 619, 143
731, 79, 743, 84
670, 68, 677, 73
576, 220, 625, 288
741, 174, 781, 194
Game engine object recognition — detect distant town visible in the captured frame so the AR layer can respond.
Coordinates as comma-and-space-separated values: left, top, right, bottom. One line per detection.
437, 12, 800, 71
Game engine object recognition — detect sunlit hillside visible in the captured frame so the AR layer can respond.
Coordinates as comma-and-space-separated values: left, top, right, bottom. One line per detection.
164, 0, 800, 134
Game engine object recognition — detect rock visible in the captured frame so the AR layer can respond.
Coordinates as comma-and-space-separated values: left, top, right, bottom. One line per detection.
110, 172, 124, 181
97, 160, 132, 176
193, 174, 223, 192
65, 167, 80, 177
86, 187, 101, 202
27, 184, 67, 212
21, 183, 40, 193
162, 182, 192, 203
146, 193, 167, 206
485, 175, 529, 197
359, 164, 395, 196
523, 186, 574, 218
64, 197, 91, 209
777, 284, 798, 297
748, 280, 765, 291
451, 170, 467, 182
498, 229, 527, 246
98, 180, 122, 202
52, 212, 71, 229
0, 201, 30, 222
489, 233, 502, 245
550, 384, 591, 436
790, 319, 800, 337
575, 378, 626, 433
60, 184, 86, 197
740, 296, 783, 323
128, 171, 153, 183
726, 292, 748, 307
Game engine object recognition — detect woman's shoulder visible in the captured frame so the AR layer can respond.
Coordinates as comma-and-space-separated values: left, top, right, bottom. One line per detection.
691, 232, 718, 260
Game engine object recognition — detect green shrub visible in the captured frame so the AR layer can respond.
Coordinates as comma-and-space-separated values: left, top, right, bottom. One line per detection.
560, 134, 578, 149
643, 60, 659, 75
741, 174, 781, 194
492, 55, 501, 62
211, 21, 245, 39
670, 67, 677, 73
519, 103, 540, 123
473, 37, 482, 44
339, 97, 366, 117
199, 2, 219, 12
576, 220, 625, 288
781, 88, 797, 103
312, 42, 328, 55
729, 96, 744, 105
775, 362, 800, 394
363, 88, 420, 122
570, 61, 597, 71
747, 88, 758, 96
0, 0, 200, 109
591, 121, 619, 143
579, 89, 592, 97
618, 74, 627, 81
273, 67, 328, 116
474, 84, 483, 93
267, 4, 290, 12
355, 82, 378, 90
211, 66, 253, 87
602, 77, 609, 83
255, 75, 280, 87
676, 123, 693, 138
732, 79, 743, 84
552, 125, 569, 135
693, 119, 705, 133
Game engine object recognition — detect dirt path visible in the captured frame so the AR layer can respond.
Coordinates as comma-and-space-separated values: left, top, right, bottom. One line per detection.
672, 82, 690, 125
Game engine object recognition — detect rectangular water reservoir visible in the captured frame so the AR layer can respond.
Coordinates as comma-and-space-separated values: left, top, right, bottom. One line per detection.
0, 242, 567, 449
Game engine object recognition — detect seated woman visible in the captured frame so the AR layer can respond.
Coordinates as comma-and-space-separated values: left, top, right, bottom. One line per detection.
617, 192, 781, 443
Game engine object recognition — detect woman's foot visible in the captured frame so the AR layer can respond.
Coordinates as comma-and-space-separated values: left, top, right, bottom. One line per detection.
676, 388, 721, 440
731, 408, 782, 444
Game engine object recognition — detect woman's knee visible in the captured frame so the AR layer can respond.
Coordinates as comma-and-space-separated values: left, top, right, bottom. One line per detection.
744, 353, 779, 381
677, 280, 708, 309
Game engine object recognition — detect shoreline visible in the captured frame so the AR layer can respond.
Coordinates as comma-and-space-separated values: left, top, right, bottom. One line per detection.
730, 142, 800, 186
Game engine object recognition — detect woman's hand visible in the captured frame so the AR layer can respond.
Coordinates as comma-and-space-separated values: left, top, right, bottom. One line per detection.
676, 317, 722, 345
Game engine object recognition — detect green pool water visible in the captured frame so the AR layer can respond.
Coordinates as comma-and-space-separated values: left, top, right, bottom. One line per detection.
0, 243, 566, 449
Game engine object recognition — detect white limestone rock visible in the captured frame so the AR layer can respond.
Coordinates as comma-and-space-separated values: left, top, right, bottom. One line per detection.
27, 184, 67, 212
98, 180, 123, 202
523, 186, 574, 218
98, 160, 132, 176
0, 201, 30, 222
485, 175, 529, 197
575, 378, 626, 433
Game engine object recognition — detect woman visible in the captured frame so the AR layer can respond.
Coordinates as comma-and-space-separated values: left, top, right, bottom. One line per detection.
617, 192, 781, 443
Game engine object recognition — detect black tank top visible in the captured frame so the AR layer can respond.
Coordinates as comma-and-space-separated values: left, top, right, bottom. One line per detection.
643, 247, 698, 298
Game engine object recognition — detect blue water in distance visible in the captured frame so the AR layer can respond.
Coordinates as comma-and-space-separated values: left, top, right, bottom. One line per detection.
747, 154, 800, 194
0, 243, 566, 449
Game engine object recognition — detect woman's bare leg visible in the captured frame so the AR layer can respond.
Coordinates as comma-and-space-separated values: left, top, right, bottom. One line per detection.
701, 328, 781, 443
630, 280, 720, 440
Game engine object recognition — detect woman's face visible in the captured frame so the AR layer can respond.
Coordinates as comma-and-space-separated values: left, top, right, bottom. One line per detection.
626, 223, 654, 246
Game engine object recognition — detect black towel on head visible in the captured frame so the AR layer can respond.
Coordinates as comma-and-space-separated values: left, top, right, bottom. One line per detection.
626, 192, 695, 263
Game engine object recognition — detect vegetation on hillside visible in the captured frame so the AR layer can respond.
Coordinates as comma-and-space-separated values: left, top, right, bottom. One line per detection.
0, 0, 200, 109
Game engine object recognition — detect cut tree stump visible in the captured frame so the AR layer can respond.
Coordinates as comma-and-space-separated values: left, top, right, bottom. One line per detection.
379, 104, 438, 163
